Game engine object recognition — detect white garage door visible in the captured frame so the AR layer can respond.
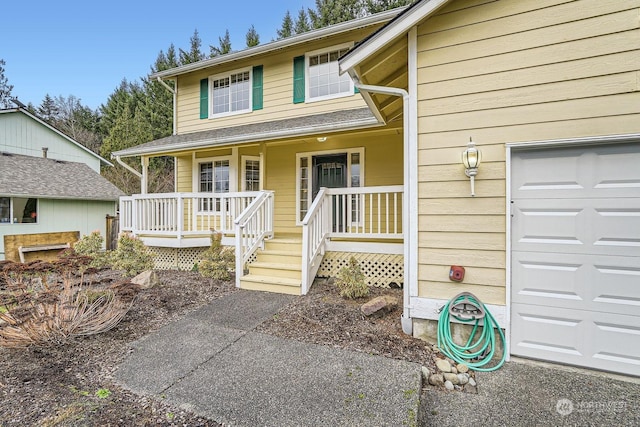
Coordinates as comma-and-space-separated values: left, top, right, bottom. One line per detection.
511, 142, 640, 375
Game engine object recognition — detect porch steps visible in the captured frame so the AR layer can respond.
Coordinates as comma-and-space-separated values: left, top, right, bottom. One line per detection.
239, 235, 304, 295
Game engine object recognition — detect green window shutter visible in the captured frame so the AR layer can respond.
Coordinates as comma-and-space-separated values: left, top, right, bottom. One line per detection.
199, 78, 208, 119
293, 55, 305, 104
354, 84, 360, 94
252, 65, 264, 111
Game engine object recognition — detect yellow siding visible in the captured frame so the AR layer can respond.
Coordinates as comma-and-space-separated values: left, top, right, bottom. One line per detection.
416, 0, 640, 304
175, 27, 382, 135
175, 155, 192, 192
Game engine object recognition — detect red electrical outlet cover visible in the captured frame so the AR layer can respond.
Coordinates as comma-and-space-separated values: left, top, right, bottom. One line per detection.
449, 265, 465, 282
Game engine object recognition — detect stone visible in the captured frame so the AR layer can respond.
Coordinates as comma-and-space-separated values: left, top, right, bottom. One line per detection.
444, 380, 454, 391
131, 270, 159, 289
457, 373, 469, 385
421, 366, 431, 381
450, 367, 458, 374
428, 374, 444, 387
360, 295, 398, 317
468, 377, 476, 387
435, 358, 452, 373
457, 363, 469, 373
443, 373, 459, 385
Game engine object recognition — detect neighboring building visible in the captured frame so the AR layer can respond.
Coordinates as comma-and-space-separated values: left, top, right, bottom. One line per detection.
0, 107, 124, 260
114, 1, 640, 376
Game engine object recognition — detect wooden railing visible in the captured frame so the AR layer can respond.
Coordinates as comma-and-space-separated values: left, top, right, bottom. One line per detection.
234, 191, 274, 287
302, 185, 403, 294
119, 192, 261, 239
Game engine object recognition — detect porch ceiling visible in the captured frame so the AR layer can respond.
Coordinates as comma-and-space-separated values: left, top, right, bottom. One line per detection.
356, 37, 408, 123
113, 108, 382, 158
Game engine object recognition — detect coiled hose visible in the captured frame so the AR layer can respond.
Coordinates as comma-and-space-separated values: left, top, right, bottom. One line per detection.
437, 292, 506, 372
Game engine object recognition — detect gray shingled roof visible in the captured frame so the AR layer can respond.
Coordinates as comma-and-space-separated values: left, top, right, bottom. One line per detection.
113, 108, 381, 157
0, 152, 125, 201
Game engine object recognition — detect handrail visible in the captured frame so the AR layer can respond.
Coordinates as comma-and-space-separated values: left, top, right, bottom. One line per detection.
234, 191, 274, 287
301, 188, 330, 294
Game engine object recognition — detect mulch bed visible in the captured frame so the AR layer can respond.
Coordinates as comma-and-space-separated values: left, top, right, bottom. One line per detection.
0, 271, 435, 426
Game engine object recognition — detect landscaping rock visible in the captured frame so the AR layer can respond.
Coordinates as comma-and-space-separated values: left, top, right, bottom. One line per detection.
468, 377, 476, 387
435, 358, 452, 373
443, 373, 459, 385
457, 363, 469, 373
450, 366, 458, 374
131, 270, 159, 289
457, 373, 469, 385
360, 295, 398, 317
421, 366, 431, 381
428, 374, 444, 387
444, 380, 454, 391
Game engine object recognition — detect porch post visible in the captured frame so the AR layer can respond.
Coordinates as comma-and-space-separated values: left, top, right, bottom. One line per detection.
141, 157, 149, 194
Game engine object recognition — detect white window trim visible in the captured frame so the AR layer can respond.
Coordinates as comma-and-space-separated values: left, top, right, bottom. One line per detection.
208, 67, 253, 119
193, 155, 235, 214
295, 147, 365, 226
0, 197, 39, 225
305, 42, 355, 104
241, 155, 262, 192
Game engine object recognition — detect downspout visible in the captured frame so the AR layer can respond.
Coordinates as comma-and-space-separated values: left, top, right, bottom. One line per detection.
156, 77, 177, 135
114, 155, 143, 179
351, 80, 414, 335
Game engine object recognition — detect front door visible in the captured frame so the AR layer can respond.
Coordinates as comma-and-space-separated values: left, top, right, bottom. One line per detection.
313, 154, 347, 232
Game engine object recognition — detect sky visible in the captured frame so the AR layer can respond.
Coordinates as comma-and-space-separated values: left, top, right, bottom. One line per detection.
1, 0, 315, 111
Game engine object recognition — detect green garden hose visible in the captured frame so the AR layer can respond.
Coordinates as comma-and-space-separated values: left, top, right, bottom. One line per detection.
437, 292, 506, 372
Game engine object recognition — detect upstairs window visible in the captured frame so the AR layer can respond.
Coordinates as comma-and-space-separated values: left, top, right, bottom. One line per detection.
293, 44, 355, 104
200, 66, 263, 119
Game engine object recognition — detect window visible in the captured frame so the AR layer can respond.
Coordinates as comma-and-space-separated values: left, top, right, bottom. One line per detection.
200, 66, 263, 119
197, 159, 230, 212
242, 156, 261, 191
296, 44, 354, 103
0, 197, 38, 224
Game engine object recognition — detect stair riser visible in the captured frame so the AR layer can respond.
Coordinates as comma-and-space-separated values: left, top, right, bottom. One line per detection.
264, 241, 302, 252
239, 280, 301, 295
256, 253, 302, 264
249, 266, 302, 280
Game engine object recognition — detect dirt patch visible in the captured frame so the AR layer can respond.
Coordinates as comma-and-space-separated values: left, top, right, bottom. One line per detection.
0, 271, 435, 426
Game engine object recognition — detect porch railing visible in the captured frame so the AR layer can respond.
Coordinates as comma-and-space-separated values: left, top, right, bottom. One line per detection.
119, 192, 261, 238
302, 185, 403, 294
234, 191, 274, 287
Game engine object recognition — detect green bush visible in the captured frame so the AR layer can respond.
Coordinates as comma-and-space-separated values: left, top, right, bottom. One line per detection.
335, 257, 369, 299
199, 232, 235, 281
111, 234, 154, 277
70, 231, 112, 268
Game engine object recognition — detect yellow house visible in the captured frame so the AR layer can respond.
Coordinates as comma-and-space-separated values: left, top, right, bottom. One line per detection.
113, 9, 406, 295
339, 0, 640, 376
114, 0, 640, 375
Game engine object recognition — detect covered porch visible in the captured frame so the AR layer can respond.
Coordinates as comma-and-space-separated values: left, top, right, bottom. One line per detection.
120, 184, 403, 294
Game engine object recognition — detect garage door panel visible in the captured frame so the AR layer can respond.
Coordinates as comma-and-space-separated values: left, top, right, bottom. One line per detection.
512, 198, 640, 257
511, 303, 640, 376
512, 251, 640, 317
512, 143, 640, 199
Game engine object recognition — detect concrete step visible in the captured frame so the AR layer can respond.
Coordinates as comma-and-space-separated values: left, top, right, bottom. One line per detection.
249, 261, 302, 280
239, 274, 301, 295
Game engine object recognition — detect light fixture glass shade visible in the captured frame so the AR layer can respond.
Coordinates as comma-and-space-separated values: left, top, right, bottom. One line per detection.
462, 139, 481, 169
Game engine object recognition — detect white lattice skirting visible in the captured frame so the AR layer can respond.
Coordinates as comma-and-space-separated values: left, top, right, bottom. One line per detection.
148, 247, 209, 271
317, 252, 404, 288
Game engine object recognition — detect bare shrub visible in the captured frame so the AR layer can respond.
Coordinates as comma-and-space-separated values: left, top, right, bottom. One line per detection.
0, 257, 140, 349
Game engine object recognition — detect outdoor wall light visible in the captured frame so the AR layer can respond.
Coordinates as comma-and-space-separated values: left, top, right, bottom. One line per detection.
317, 137, 327, 143
462, 138, 482, 197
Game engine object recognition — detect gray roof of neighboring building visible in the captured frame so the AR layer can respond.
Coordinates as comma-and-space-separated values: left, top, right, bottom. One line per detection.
0, 152, 125, 201
113, 107, 381, 158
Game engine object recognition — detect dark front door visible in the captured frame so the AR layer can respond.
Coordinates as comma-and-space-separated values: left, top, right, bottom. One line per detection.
313, 153, 347, 231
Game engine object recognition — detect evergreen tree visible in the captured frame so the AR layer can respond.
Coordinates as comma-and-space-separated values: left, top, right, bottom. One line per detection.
294, 8, 312, 35
0, 59, 14, 109
277, 10, 294, 39
308, 0, 365, 29
365, 0, 413, 13
37, 94, 60, 124
210, 29, 232, 57
179, 29, 205, 64
245, 25, 260, 48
